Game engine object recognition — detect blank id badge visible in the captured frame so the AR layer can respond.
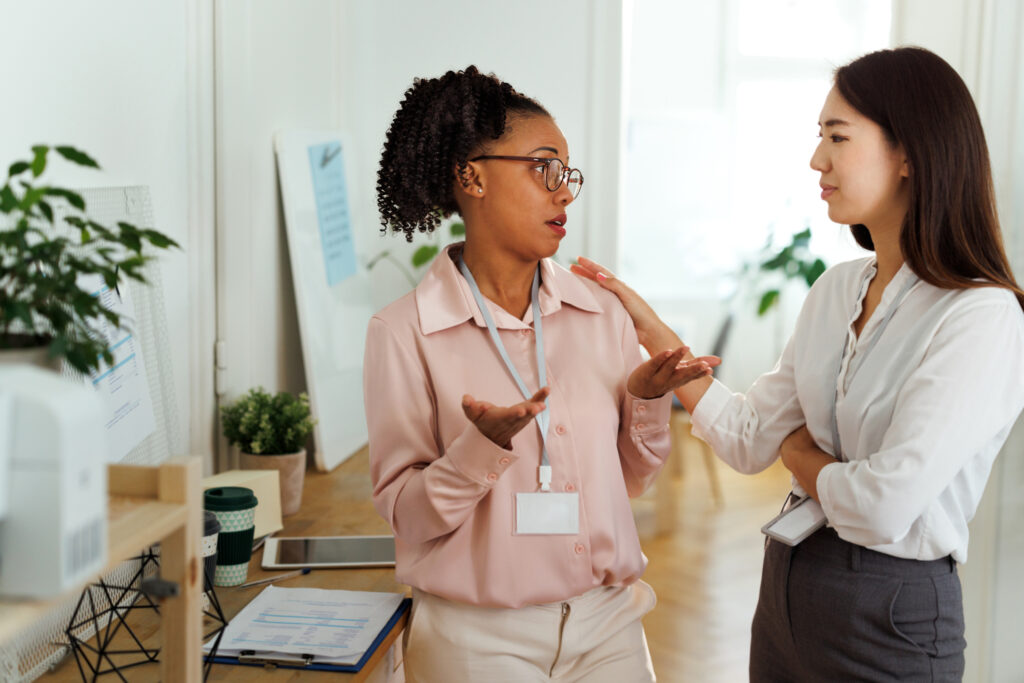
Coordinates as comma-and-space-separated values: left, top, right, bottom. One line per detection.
761, 496, 827, 546
515, 492, 580, 535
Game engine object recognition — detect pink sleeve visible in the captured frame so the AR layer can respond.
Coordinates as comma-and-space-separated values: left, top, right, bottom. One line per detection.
615, 314, 674, 497
363, 317, 519, 544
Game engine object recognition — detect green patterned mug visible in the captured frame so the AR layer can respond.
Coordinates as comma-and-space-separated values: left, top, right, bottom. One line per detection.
204, 486, 259, 586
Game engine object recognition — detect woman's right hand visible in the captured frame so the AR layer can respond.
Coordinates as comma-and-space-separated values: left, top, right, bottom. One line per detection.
571, 257, 682, 354
462, 387, 551, 449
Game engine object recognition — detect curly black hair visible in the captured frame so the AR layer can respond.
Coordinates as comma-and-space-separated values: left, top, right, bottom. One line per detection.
376, 65, 549, 242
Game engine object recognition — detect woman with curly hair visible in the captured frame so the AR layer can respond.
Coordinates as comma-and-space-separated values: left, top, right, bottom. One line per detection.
363, 66, 718, 682
573, 47, 1024, 680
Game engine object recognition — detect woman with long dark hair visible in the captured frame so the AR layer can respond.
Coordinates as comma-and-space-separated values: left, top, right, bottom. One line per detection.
573, 47, 1024, 680
364, 66, 717, 682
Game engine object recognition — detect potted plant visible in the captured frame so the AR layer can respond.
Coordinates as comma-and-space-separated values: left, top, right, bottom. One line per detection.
1, 144, 178, 373
220, 387, 317, 516
752, 227, 826, 316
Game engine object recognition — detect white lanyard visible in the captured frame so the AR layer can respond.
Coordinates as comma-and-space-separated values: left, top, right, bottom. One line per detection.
830, 272, 919, 461
458, 255, 553, 491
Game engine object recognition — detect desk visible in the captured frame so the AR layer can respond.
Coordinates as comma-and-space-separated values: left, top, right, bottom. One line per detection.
37, 447, 408, 682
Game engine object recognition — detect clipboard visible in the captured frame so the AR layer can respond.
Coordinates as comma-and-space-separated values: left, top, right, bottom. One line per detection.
205, 597, 411, 672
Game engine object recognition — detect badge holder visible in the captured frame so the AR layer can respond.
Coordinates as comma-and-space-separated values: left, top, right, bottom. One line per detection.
459, 257, 580, 536
515, 466, 580, 535
761, 496, 826, 546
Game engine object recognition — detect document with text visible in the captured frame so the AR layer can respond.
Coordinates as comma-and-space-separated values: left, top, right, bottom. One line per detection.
204, 586, 404, 665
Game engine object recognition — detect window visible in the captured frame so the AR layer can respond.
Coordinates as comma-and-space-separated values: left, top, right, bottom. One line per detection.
622, 0, 891, 303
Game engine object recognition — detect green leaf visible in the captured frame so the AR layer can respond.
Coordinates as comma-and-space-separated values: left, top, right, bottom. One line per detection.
411, 244, 439, 268
761, 247, 792, 271
55, 146, 100, 169
804, 258, 826, 287
0, 185, 17, 213
20, 186, 45, 211
758, 289, 780, 316
8, 161, 30, 177
119, 228, 142, 253
38, 200, 53, 224
142, 228, 179, 249
9, 301, 33, 327
30, 145, 49, 177
449, 222, 466, 237
791, 228, 812, 248
43, 187, 86, 210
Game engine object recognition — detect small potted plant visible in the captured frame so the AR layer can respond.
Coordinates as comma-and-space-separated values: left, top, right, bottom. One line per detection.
1, 144, 178, 373
220, 387, 316, 516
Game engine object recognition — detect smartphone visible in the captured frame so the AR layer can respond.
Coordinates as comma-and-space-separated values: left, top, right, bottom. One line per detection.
262, 535, 396, 569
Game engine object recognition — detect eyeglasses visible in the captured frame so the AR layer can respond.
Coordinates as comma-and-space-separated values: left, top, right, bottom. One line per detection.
469, 155, 584, 198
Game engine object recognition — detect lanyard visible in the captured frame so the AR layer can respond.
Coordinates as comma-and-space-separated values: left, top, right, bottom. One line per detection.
458, 255, 553, 491
830, 272, 919, 461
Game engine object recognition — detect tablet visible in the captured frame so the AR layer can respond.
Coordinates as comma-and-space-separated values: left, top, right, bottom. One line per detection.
262, 535, 396, 569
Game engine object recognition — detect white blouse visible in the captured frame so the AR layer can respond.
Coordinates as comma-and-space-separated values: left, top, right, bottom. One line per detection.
691, 257, 1024, 562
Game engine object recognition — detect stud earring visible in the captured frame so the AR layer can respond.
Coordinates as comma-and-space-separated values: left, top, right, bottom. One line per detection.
477, 188, 483, 193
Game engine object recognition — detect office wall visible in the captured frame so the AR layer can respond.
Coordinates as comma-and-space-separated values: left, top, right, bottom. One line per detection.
214, 0, 626, 467
213, 0, 344, 472
0, 0, 217, 466
337, 0, 626, 311
893, 2, 1024, 680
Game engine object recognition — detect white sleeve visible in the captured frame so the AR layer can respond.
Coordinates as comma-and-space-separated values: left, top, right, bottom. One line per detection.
817, 298, 1024, 545
689, 327, 807, 474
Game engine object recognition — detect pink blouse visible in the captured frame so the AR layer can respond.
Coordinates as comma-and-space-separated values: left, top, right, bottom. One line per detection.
363, 244, 672, 608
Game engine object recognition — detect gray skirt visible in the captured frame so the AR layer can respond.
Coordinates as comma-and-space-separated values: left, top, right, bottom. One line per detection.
750, 525, 965, 682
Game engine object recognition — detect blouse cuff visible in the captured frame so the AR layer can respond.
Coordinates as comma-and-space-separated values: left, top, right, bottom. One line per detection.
689, 379, 732, 441
624, 390, 673, 435
445, 424, 521, 487
814, 460, 842, 520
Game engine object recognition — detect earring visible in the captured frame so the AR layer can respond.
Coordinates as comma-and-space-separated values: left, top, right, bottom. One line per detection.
477, 188, 483, 194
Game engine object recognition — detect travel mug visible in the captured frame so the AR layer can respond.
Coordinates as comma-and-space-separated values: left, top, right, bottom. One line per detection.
204, 486, 258, 586
201, 511, 221, 609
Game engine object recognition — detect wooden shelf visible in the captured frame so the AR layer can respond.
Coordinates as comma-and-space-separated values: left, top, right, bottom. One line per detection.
0, 457, 203, 682
33, 448, 407, 682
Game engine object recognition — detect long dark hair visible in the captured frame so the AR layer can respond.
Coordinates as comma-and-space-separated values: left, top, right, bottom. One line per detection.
835, 46, 1024, 310
376, 65, 548, 242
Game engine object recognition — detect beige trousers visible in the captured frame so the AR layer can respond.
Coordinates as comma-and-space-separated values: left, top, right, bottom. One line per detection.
403, 581, 657, 683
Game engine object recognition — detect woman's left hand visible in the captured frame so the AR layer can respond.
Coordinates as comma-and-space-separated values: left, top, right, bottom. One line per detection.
627, 346, 721, 400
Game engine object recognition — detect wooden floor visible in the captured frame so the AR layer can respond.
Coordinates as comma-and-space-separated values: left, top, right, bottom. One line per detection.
633, 426, 792, 683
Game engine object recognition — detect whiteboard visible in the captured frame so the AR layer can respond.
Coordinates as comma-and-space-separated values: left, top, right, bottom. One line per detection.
274, 131, 374, 471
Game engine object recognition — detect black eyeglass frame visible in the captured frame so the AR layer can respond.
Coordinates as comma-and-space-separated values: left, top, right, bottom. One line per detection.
468, 155, 584, 197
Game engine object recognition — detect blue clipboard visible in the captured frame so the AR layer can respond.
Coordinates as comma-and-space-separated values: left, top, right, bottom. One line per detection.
205, 597, 411, 672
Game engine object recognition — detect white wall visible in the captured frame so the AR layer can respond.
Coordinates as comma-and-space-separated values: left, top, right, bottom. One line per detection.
0, 0, 217, 467
213, 0, 344, 469
338, 0, 625, 312
893, 1, 1024, 680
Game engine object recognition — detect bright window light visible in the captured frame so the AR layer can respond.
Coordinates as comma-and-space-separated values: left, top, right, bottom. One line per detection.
622, 0, 892, 302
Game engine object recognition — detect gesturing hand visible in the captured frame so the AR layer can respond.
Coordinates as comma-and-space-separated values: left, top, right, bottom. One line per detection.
462, 387, 551, 449
627, 346, 721, 400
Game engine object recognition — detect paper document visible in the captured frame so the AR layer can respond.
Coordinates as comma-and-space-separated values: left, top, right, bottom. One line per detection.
79, 274, 156, 462
307, 141, 356, 286
205, 586, 404, 664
